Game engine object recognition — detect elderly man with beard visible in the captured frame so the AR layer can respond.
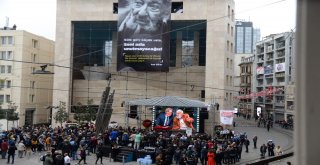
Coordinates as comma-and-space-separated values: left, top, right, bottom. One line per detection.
172, 109, 195, 130
118, 0, 170, 36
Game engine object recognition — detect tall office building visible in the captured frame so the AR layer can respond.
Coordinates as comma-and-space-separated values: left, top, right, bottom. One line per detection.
53, 0, 235, 133
0, 28, 54, 128
235, 21, 261, 54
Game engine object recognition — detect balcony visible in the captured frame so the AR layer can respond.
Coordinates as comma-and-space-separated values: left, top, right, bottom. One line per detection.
256, 75, 264, 79
255, 98, 264, 103
257, 83, 264, 87
276, 82, 285, 86
275, 73, 285, 78
240, 83, 251, 87
265, 99, 274, 104
277, 51, 285, 58
274, 102, 285, 107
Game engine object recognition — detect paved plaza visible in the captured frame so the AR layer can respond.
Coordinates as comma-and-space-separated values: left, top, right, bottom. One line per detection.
0, 117, 293, 165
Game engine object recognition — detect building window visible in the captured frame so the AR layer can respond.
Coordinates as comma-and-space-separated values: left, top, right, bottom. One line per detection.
7, 65, 12, 73
30, 94, 35, 103
226, 75, 229, 86
226, 58, 229, 68
0, 51, 5, 59
231, 26, 234, 36
31, 67, 36, 73
30, 81, 35, 89
228, 6, 230, 18
227, 40, 230, 51
113, 3, 118, 14
32, 53, 37, 63
227, 23, 230, 34
8, 36, 13, 44
230, 60, 233, 69
231, 9, 234, 21
6, 95, 10, 103
231, 42, 233, 53
182, 40, 194, 67
244, 27, 253, 53
1, 36, 14, 45
7, 51, 12, 59
172, 2, 183, 13
1, 36, 6, 44
6, 80, 11, 88
226, 93, 229, 101
0, 65, 5, 73
0, 95, 4, 104
32, 39, 38, 48
230, 76, 233, 86
0, 80, 4, 88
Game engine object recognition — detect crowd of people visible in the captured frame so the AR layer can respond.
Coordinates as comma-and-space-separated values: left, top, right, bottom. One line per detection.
0, 122, 285, 165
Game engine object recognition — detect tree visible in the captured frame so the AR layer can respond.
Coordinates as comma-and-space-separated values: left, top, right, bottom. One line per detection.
73, 99, 97, 123
53, 101, 69, 126
73, 102, 86, 124
85, 99, 96, 122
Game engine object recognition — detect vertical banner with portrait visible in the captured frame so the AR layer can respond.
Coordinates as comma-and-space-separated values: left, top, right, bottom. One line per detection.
117, 0, 171, 72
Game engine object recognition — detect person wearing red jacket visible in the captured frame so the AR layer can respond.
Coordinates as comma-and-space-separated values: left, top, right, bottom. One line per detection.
1, 139, 9, 159
172, 109, 195, 130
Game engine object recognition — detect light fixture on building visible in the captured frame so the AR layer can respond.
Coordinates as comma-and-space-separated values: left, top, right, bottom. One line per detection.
32, 65, 54, 74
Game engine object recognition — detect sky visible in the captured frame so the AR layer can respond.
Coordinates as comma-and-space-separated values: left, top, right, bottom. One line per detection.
0, 0, 296, 41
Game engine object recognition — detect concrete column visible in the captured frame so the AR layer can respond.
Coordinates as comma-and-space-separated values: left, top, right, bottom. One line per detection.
176, 32, 182, 68
295, 0, 320, 164
193, 31, 199, 65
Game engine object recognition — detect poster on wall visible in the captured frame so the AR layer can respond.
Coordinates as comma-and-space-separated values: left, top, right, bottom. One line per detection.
256, 66, 264, 75
220, 110, 234, 125
264, 65, 273, 75
117, 0, 171, 72
275, 63, 285, 72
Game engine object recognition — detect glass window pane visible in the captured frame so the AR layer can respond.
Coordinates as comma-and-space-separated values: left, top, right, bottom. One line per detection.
7, 66, 12, 73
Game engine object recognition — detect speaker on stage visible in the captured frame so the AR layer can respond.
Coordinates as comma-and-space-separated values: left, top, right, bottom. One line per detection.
128, 105, 137, 118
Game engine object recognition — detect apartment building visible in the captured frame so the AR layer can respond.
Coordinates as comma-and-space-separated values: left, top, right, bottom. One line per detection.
237, 55, 255, 117
0, 28, 54, 128
253, 32, 295, 121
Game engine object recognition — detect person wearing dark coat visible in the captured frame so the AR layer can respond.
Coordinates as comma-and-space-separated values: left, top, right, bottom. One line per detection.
260, 144, 267, 158
7, 143, 17, 164
54, 152, 65, 165
95, 143, 103, 164
244, 138, 250, 153
200, 147, 208, 165
77, 148, 87, 164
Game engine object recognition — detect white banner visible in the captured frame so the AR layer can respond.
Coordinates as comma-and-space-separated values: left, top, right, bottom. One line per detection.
275, 63, 285, 72
220, 110, 234, 125
257, 107, 262, 116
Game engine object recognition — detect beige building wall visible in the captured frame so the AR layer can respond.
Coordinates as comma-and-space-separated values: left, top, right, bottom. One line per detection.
54, 0, 235, 132
0, 30, 54, 127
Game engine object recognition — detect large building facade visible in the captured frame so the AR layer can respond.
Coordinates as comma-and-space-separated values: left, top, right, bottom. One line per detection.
0, 29, 54, 128
53, 0, 235, 133
252, 32, 295, 121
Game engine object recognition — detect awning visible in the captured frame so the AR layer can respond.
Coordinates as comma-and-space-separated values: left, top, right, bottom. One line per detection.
128, 96, 207, 108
